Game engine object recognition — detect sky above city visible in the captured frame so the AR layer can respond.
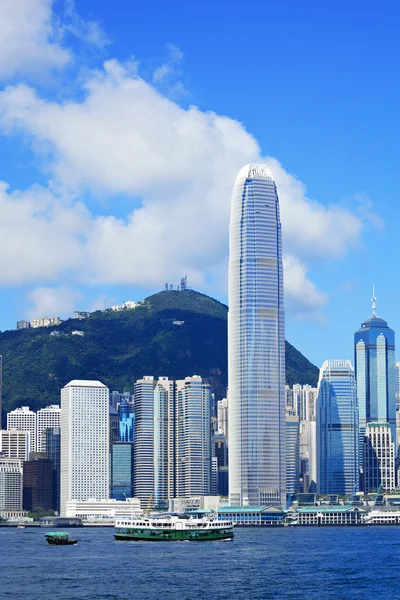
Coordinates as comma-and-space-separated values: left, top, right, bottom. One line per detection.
0, 0, 399, 368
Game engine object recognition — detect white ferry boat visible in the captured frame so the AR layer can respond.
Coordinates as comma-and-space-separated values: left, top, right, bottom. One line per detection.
364, 510, 400, 525
114, 514, 235, 541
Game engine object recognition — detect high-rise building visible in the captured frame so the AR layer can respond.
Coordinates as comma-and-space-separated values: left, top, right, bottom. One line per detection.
299, 420, 317, 493
316, 360, 358, 495
0, 457, 23, 514
0, 429, 30, 460
179, 376, 212, 498
228, 163, 286, 507
118, 396, 134, 442
396, 362, 400, 411
133, 376, 155, 507
109, 405, 120, 444
7, 406, 36, 453
0, 355, 2, 429
153, 377, 174, 508
110, 442, 134, 500
36, 405, 61, 453
60, 380, 109, 517
363, 423, 395, 492
46, 427, 60, 513
23, 453, 53, 511
217, 398, 228, 440
354, 293, 396, 459
286, 413, 300, 497
213, 432, 228, 496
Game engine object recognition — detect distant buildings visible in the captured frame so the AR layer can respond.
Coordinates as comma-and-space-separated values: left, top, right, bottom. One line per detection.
217, 398, 228, 440
317, 360, 358, 495
7, 406, 36, 454
286, 413, 300, 496
60, 380, 109, 517
30, 316, 62, 328
118, 394, 134, 442
228, 163, 286, 508
36, 405, 60, 453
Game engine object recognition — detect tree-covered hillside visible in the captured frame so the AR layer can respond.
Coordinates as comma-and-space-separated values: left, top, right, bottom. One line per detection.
0, 290, 319, 414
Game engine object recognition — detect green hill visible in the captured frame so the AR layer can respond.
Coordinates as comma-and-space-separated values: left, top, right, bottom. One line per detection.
0, 290, 319, 414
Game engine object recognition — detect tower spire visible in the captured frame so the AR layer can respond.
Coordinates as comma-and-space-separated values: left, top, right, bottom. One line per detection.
371, 284, 377, 317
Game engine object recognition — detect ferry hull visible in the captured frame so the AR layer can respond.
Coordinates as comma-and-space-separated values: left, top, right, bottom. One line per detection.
114, 528, 234, 542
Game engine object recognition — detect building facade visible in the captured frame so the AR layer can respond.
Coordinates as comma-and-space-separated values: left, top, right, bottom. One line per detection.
36, 405, 61, 453
228, 163, 286, 507
0, 429, 30, 461
217, 398, 228, 440
110, 442, 134, 500
60, 380, 109, 516
23, 453, 53, 511
7, 406, 36, 453
316, 360, 358, 495
363, 423, 395, 492
46, 427, 61, 513
0, 458, 23, 514
286, 413, 300, 496
354, 298, 396, 459
133, 376, 155, 507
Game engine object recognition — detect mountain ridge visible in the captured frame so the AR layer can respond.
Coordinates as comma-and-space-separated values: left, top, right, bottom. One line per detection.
0, 289, 319, 414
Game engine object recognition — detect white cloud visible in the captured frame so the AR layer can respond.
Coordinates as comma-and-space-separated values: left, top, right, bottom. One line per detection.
0, 182, 88, 285
0, 0, 70, 80
0, 59, 381, 321
26, 285, 82, 319
283, 255, 328, 322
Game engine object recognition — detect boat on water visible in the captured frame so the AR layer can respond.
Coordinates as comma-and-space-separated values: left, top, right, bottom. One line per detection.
17, 523, 26, 529
114, 514, 235, 541
45, 532, 78, 545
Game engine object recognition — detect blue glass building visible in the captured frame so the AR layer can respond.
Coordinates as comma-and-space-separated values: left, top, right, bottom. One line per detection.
118, 396, 134, 442
316, 360, 358, 495
110, 442, 134, 500
354, 298, 396, 461
45, 426, 60, 513
228, 164, 286, 507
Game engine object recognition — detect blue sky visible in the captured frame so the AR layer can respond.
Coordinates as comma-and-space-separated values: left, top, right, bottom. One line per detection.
0, 0, 399, 370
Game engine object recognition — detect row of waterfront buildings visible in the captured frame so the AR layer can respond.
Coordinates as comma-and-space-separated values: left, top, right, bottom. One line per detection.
1, 162, 400, 522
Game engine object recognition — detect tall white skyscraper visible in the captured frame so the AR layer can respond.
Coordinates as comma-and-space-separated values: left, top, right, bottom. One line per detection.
134, 376, 156, 507
7, 406, 36, 454
60, 380, 109, 517
228, 163, 286, 507
153, 377, 174, 507
37, 405, 61, 453
0, 457, 23, 513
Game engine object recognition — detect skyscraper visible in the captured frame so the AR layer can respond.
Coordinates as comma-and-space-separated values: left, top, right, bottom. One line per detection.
363, 423, 395, 492
46, 427, 60, 513
36, 405, 61, 453
110, 442, 134, 500
7, 406, 36, 453
133, 376, 155, 507
0, 355, 2, 429
228, 163, 286, 507
60, 380, 109, 516
0, 430, 30, 461
286, 413, 300, 496
153, 377, 174, 507
354, 292, 396, 461
316, 360, 358, 495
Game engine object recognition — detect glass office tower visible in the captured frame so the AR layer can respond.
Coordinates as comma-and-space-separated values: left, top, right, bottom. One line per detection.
228, 163, 286, 507
354, 297, 396, 459
316, 360, 358, 495
110, 442, 134, 500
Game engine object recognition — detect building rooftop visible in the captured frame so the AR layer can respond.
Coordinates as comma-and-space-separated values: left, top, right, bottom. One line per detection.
297, 505, 366, 513
235, 163, 274, 185
64, 380, 107, 388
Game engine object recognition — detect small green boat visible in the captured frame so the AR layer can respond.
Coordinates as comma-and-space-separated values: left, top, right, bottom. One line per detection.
114, 515, 234, 542
45, 532, 78, 545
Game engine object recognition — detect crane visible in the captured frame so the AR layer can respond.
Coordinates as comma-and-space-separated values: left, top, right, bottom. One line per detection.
373, 483, 383, 507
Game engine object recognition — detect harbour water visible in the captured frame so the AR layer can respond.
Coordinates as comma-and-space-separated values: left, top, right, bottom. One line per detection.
1, 526, 399, 599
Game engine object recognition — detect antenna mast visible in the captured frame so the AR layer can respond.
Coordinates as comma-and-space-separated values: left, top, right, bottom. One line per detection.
371, 285, 377, 317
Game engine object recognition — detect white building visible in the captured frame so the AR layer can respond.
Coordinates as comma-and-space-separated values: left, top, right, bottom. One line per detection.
37, 405, 61, 453
153, 377, 174, 508
30, 316, 61, 328
133, 376, 156, 508
7, 406, 36, 453
65, 498, 141, 520
363, 422, 395, 492
228, 164, 286, 507
217, 398, 228, 440
60, 380, 109, 517
0, 457, 23, 516
0, 430, 30, 460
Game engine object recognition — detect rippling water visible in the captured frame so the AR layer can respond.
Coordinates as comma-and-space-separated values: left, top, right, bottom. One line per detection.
0, 526, 399, 599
